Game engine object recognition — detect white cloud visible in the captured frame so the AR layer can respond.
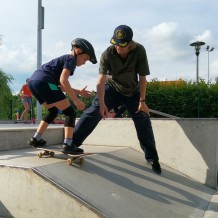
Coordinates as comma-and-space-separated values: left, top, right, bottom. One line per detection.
144, 22, 181, 60
210, 60, 218, 80
148, 22, 178, 39
0, 0, 218, 93
191, 30, 212, 44
0, 44, 36, 74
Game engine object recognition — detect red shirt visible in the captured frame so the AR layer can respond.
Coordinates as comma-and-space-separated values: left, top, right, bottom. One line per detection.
21, 84, 32, 98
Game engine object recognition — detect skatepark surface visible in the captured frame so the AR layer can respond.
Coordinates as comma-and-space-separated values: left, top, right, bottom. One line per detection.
0, 121, 218, 218
0, 123, 218, 218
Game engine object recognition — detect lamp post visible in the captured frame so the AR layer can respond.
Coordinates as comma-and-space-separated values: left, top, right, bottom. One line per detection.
190, 41, 205, 118
206, 45, 214, 84
36, 0, 44, 121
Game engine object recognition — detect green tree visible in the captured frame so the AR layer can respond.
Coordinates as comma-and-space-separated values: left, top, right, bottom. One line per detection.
0, 70, 14, 119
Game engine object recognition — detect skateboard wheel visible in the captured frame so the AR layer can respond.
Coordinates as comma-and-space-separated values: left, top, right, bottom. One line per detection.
37, 152, 43, 158
50, 151, 55, 157
67, 158, 73, 165
44, 150, 50, 155
79, 158, 85, 165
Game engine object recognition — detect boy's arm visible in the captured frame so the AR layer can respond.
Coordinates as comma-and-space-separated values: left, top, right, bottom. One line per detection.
72, 86, 93, 98
59, 83, 92, 98
60, 68, 85, 111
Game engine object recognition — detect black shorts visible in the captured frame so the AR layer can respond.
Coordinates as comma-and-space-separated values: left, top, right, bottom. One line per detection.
29, 80, 66, 104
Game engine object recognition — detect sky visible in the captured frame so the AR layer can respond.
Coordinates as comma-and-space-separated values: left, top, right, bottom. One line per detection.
0, 0, 218, 94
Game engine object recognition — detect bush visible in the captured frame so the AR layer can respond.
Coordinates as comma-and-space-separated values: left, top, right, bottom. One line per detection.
146, 79, 218, 118
8, 79, 218, 120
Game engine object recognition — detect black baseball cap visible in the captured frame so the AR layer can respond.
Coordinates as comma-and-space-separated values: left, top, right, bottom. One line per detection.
110, 25, 133, 47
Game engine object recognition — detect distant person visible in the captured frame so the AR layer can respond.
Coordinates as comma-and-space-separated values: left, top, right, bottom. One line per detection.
53, 109, 64, 124
27, 38, 97, 154
57, 109, 63, 122
73, 25, 161, 174
19, 78, 32, 122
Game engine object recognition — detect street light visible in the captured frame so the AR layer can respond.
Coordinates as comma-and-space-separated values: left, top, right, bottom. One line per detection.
206, 45, 214, 84
36, 0, 44, 121
190, 41, 205, 118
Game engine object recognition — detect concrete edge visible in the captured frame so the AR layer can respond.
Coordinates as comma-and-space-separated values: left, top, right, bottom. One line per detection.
0, 164, 105, 218
33, 167, 106, 217
203, 191, 218, 218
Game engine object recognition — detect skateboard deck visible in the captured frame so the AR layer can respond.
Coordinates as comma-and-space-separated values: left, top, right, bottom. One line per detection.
14, 120, 32, 124
35, 145, 94, 165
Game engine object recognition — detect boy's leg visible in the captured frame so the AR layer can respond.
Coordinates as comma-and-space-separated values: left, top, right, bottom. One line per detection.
73, 84, 120, 146
123, 93, 159, 160
130, 111, 161, 174
131, 112, 159, 160
124, 94, 161, 174
61, 106, 83, 154
73, 100, 102, 146
28, 107, 57, 147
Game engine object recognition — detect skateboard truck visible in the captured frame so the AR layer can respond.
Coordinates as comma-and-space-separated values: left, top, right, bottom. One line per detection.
37, 148, 86, 165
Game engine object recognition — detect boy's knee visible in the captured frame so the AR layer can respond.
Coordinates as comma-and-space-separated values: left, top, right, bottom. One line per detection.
62, 106, 76, 127
42, 107, 58, 124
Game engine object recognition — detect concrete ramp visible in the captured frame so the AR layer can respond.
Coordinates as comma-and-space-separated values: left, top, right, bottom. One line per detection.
0, 146, 217, 218
0, 166, 102, 218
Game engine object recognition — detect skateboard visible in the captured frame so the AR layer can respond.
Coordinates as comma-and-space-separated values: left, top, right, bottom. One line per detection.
35, 145, 94, 165
14, 120, 32, 124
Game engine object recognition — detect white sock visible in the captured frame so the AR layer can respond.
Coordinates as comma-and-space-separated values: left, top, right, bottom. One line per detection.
34, 132, 42, 141
64, 138, 72, 146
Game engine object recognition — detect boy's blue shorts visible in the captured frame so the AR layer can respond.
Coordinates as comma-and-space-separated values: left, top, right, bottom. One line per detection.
29, 80, 66, 105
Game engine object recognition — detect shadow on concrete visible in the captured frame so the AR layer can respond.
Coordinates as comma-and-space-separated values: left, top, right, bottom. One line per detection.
36, 148, 216, 218
88, 152, 215, 207
0, 201, 13, 218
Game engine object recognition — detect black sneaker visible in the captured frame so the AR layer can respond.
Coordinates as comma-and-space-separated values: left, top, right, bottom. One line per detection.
28, 137, 46, 147
147, 159, 162, 174
61, 143, 84, 155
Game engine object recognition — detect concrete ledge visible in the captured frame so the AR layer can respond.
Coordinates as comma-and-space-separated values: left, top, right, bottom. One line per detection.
0, 125, 64, 151
0, 120, 15, 124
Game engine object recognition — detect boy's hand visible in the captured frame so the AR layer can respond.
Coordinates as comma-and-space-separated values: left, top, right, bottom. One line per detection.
99, 103, 109, 119
74, 98, 85, 111
79, 86, 93, 98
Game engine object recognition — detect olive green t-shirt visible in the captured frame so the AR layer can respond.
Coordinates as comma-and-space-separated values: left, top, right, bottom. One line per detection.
99, 43, 150, 96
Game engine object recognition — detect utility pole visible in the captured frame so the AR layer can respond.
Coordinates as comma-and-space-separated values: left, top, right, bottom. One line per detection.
36, 0, 44, 121
206, 45, 214, 84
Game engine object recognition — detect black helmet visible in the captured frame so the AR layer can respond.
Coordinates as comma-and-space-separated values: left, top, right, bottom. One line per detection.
71, 38, 97, 64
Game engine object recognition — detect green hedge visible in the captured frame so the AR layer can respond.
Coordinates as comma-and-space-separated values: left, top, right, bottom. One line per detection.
6, 80, 218, 120
146, 79, 218, 118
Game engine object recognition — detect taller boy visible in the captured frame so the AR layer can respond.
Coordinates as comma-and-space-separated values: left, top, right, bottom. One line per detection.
73, 25, 162, 174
